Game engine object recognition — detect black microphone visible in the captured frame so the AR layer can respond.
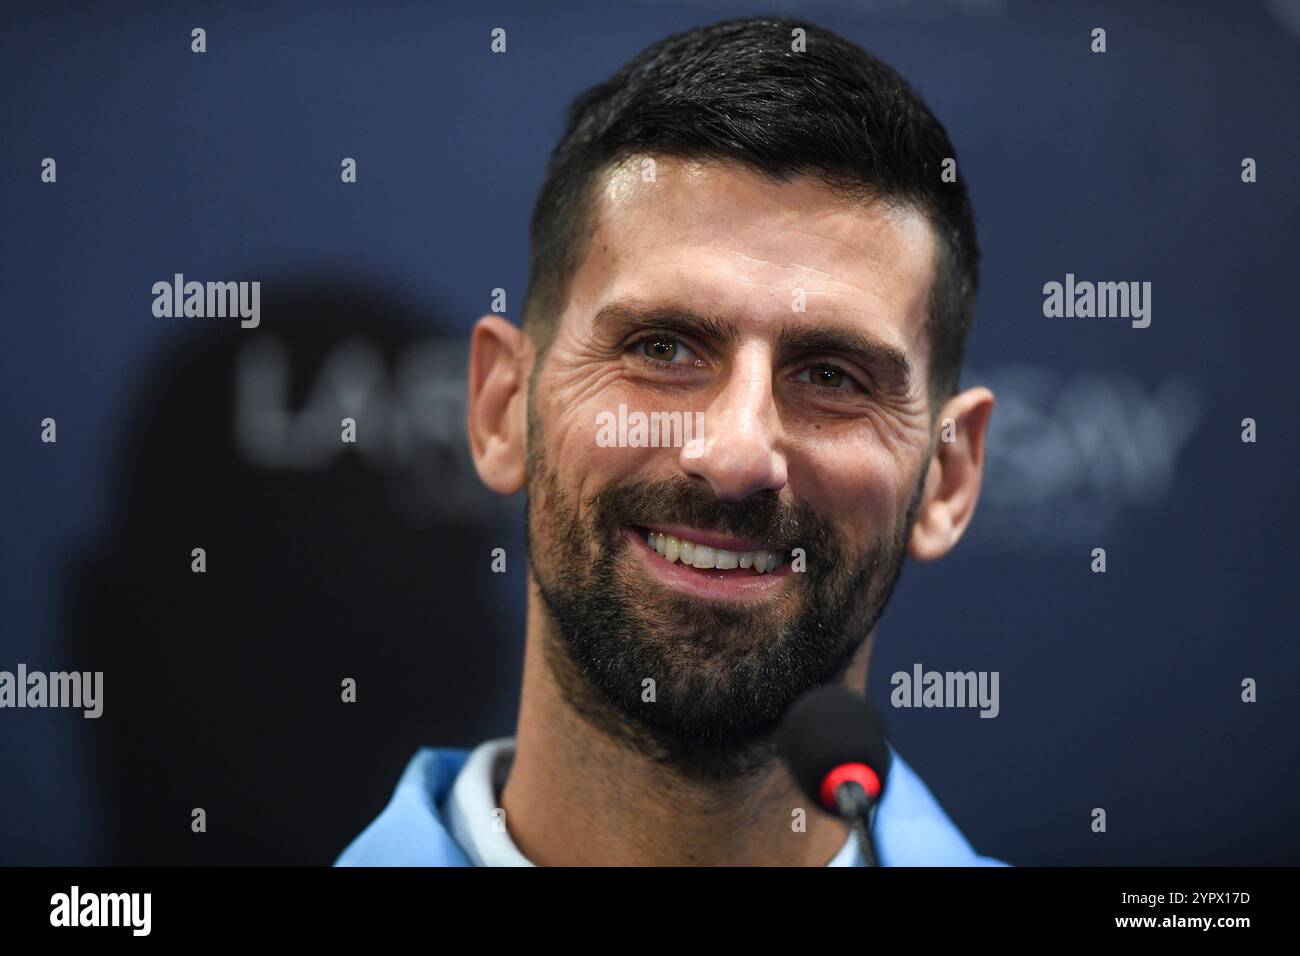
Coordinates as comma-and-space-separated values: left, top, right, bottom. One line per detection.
779, 685, 892, 867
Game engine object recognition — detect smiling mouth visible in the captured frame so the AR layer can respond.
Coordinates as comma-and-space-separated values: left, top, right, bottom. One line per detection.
631, 525, 788, 576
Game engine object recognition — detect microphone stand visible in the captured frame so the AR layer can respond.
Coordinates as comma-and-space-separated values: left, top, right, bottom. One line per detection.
834, 781, 880, 867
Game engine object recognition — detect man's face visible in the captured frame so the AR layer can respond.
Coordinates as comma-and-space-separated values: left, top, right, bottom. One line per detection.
524, 156, 938, 780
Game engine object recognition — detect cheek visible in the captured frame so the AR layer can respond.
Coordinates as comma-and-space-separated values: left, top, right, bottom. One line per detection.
797, 438, 924, 536
545, 360, 708, 493
544, 392, 667, 512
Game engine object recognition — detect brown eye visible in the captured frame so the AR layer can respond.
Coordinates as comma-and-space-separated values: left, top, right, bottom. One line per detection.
796, 364, 866, 399
809, 365, 846, 388
641, 337, 679, 362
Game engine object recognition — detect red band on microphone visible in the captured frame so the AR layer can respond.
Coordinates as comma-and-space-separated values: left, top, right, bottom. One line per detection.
820, 762, 882, 811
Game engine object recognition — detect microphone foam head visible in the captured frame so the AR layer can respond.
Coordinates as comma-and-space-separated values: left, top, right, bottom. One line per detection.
778, 685, 892, 808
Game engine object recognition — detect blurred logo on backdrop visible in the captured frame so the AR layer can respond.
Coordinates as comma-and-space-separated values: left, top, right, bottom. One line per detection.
233, 335, 490, 522
967, 365, 1202, 551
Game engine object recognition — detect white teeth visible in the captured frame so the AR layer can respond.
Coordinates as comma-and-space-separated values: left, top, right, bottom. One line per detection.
640, 529, 782, 575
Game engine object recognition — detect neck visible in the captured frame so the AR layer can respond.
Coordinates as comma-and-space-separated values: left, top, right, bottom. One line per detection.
499, 582, 874, 866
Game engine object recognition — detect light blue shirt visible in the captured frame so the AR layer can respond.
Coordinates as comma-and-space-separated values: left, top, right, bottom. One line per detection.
335, 736, 1008, 866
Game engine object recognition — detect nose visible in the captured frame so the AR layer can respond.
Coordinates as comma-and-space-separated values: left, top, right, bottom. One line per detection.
680, 343, 788, 501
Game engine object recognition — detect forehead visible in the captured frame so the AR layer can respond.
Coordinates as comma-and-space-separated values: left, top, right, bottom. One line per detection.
562, 154, 938, 362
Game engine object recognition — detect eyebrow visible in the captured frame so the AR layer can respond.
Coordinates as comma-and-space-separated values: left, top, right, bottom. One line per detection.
593, 300, 738, 345
592, 299, 913, 388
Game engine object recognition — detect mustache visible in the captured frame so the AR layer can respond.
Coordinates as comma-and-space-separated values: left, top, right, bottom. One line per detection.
589, 477, 836, 556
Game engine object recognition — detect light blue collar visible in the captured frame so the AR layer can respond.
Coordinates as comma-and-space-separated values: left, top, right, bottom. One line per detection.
334, 739, 1007, 866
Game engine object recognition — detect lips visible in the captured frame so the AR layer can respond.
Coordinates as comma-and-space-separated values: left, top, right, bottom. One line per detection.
638, 523, 776, 554
631, 525, 787, 576
623, 526, 791, 600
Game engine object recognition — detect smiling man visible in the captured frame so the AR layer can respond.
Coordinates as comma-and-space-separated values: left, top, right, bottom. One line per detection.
336, 16, 1000, 867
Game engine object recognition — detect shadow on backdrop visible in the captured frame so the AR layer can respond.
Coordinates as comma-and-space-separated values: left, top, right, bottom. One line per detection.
65, 278, 522, 864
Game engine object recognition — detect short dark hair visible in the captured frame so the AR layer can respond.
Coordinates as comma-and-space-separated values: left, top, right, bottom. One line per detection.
522, 15, 978, 403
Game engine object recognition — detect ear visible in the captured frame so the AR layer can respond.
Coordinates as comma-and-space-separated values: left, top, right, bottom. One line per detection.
466, 314, 529, 496
907, 386, 995, 562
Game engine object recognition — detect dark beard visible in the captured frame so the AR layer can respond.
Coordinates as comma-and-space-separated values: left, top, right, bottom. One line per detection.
524, 395, 923, 784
